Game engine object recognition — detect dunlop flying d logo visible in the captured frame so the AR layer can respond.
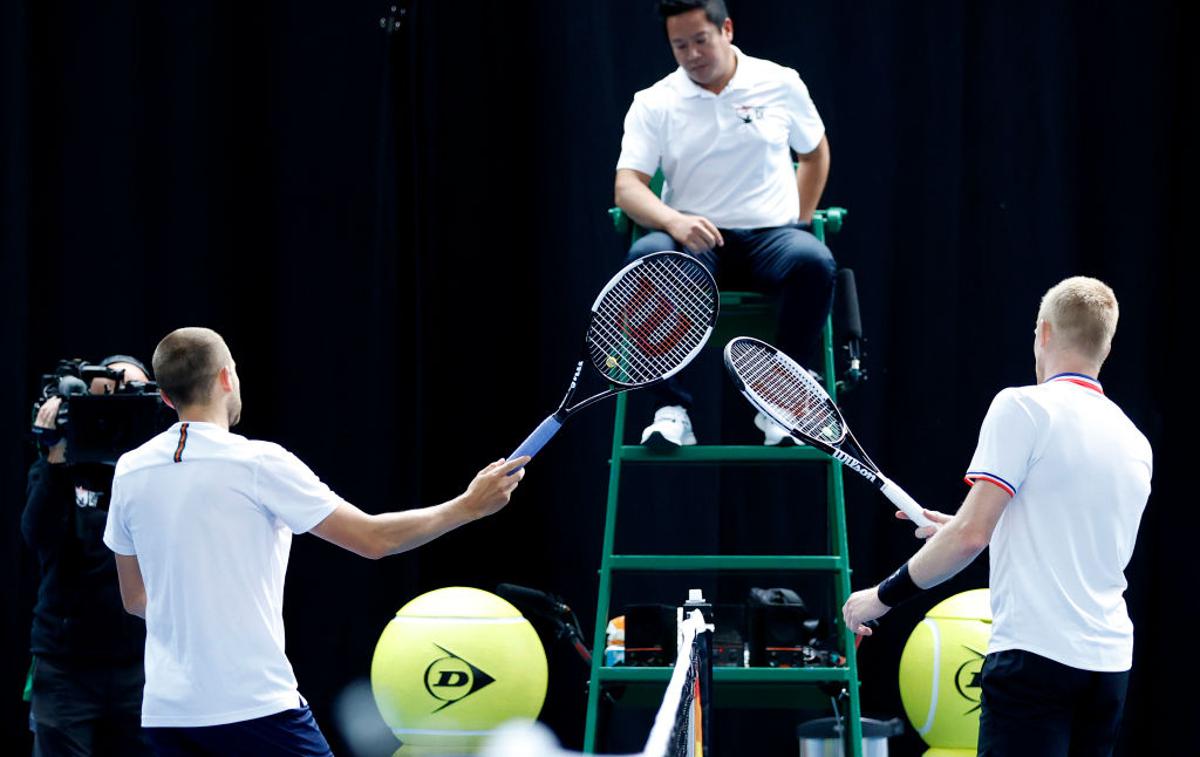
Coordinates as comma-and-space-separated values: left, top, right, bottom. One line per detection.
953, 645, 986, 714
423, 644, 496, 713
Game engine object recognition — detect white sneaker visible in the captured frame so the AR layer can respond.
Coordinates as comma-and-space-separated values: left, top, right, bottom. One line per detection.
755, 412, 798, 447
641, 405, 697, 450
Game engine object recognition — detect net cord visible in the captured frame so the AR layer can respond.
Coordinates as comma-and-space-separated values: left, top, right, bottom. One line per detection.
640, 610, 712, 757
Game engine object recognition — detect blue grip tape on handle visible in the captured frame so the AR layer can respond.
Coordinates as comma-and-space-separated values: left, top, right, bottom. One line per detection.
507, 415, 563, 474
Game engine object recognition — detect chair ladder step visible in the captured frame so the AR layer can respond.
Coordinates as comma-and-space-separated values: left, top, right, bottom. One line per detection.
607, 555, 845, 571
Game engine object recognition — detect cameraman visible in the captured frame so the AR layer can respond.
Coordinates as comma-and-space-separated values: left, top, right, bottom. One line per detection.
23, 356, 152, 756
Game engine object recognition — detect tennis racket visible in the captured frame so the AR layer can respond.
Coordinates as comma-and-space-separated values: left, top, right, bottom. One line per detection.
508, 251, 719, 469
723, 336, 933, 528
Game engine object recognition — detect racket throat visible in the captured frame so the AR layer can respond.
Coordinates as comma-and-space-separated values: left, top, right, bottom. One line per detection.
555, 360, 586, 414
831, 448, 878, 483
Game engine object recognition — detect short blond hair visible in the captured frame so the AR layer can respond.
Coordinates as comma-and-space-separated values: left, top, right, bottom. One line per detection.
152, 327, 232, 407
1037, 276, 1119, 361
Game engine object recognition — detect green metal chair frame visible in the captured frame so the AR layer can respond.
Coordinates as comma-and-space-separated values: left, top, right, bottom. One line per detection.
583, 198, 862, 755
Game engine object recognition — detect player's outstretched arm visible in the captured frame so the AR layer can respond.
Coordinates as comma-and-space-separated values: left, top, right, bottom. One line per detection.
309, 457, 529, 560
906, 482, 1009, 586
843, 482, 1010, 634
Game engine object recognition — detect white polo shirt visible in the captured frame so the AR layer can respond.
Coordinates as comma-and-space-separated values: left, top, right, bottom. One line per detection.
103, 421, 345, 727
616, 47, 825, 229
964, 373, 1152, 672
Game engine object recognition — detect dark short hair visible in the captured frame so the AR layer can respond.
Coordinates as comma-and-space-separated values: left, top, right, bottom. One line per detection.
100, 354, 149, 379
152, 327, 231, 408
658, 0, 729, 29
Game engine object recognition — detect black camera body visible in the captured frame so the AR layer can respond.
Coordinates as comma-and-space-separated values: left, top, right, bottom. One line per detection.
31, 359, 172, 465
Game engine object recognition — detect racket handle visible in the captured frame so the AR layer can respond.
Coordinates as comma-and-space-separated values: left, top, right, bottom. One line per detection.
507, 415, 563, 474
877, 474, 934, 528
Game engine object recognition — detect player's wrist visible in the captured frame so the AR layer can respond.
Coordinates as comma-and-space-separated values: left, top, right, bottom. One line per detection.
451, 492, 485, 523
876, 562, 925, 608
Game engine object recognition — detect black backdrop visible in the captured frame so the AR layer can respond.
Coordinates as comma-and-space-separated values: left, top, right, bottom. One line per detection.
1, 1, 1193, 754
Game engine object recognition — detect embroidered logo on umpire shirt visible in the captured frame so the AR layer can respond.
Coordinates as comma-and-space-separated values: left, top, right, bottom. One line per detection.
734, 104, 766, 123
74, 486, 102, 509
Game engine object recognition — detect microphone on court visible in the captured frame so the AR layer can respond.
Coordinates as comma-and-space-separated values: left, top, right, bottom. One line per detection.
836, 268, 867, 387
837, 268, 863, 341
496, 583, 592, 665
496, 583, 571, 618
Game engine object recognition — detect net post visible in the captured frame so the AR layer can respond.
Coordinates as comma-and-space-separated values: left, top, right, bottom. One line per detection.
681, 590, 713, 757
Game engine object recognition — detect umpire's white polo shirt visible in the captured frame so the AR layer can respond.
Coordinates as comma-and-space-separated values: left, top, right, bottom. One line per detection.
617, 46, 825, 229
965, 373, 1152, 671
104, 421, 345, 726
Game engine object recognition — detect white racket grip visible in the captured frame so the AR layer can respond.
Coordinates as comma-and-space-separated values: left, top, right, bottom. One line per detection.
877, 474, 934, 528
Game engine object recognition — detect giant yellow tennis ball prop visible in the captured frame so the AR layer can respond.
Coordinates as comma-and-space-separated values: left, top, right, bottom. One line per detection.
371, 587, 548, 753
898, 589, 991, 750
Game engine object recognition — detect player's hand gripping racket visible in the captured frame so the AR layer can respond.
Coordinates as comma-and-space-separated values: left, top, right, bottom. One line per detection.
508, 251, 719, 470
723, 336, 933, 528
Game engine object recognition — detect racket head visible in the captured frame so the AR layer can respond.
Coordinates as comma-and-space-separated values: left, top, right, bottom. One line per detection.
586, 251, 719, 388
723, 336, 848, 446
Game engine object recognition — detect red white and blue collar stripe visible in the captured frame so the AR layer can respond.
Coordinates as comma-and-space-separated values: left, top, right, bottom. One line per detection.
1046, 372, 1103, 394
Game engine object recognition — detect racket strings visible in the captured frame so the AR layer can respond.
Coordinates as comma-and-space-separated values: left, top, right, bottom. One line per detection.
640, 256, 713, 310
589, 318, 661, 382
610, 280, 699, 363
589, 306, 674, 383
730, 341, 844, 442
589, 256, 716, 385
590, 283, 684, 381
609, 259, 713, 336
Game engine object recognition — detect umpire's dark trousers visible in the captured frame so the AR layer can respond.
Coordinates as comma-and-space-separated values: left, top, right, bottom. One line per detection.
979, 649, 1130, 757
625, 223, 836, 409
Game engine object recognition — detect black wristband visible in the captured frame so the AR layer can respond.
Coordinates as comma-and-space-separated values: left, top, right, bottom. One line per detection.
877, 562, 924, 608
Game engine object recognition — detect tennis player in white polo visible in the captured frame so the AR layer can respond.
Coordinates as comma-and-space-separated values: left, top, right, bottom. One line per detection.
103, 327, 529, 755
843, 277, 1152, 756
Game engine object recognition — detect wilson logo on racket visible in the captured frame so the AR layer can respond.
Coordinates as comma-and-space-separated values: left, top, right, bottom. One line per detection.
423, 644, 496, 713
622, 275, 694, 357
832, 449, 878, 482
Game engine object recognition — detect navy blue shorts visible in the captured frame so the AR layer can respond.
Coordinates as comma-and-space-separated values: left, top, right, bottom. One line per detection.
144, 705, 333, 756
978, 650, 1129, 757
